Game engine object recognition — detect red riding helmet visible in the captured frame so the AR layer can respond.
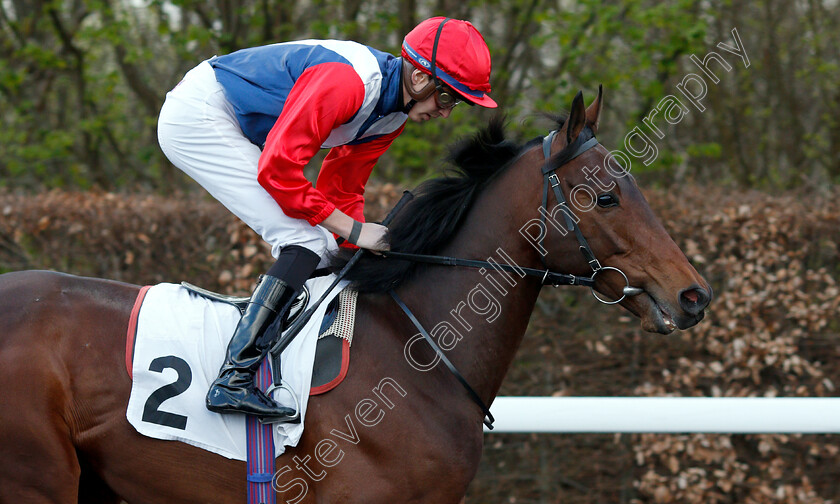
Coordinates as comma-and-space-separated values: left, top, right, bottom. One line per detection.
401, 17, 497, 108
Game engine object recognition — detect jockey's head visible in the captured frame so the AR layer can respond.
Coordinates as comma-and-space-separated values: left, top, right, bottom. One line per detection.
401, 17, 496, 117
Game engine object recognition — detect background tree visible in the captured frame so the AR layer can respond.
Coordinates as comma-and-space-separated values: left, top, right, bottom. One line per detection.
1, 0, 837, 189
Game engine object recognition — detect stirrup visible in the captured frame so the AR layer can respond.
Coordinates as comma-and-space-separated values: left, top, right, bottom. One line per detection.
259, 381, 301, 424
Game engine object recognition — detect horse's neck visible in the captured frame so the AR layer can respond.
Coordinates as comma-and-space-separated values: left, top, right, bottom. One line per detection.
397, 173, 546, 404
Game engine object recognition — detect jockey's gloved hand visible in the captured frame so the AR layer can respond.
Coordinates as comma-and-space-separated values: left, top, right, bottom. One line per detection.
355, 222, 391, 251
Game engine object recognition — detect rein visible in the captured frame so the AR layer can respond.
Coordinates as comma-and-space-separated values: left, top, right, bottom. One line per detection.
381, 251, 594, 288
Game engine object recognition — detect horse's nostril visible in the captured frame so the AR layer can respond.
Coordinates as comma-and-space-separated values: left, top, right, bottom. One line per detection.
679, 287, 710, 315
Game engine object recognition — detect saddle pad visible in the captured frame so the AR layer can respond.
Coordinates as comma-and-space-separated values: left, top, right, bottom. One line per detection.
311, 288, 358, 395
125, 276, 347, 460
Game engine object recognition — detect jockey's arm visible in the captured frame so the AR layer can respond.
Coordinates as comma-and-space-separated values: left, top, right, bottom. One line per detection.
257, 63, 365, 228
317, 125, 405, 222
315, 125, 405, 250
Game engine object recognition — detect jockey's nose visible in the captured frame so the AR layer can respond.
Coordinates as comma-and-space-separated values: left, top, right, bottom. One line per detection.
439, 107, 452, 119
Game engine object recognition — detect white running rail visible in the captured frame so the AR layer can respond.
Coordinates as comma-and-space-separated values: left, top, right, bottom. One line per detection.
484, 397, 840, 433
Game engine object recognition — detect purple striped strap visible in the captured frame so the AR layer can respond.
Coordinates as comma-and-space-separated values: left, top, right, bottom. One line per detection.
246, 359, 276, 504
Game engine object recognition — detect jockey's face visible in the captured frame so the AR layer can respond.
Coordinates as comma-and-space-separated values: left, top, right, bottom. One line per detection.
408, 93, 453, 122
405, 70, 454, 123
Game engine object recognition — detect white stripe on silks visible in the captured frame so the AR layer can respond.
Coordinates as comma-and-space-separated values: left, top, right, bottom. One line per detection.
290, 40, 383, 148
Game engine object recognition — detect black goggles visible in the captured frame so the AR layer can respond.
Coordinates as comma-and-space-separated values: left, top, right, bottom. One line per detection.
434, 79, 462, 109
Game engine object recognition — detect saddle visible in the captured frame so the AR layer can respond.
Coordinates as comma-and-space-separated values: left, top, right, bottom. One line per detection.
180, 281, 352, 395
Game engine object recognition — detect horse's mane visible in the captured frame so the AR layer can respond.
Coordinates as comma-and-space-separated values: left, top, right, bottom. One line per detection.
332, 114, 566, 293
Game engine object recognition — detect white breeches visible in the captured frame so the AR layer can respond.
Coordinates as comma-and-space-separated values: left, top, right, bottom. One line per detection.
157, 60, 337, 266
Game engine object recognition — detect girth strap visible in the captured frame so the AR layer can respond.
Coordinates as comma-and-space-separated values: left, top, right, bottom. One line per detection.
389, 289, 495, 429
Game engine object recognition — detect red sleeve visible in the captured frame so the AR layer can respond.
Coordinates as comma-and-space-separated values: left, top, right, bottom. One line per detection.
257, 63, 365, 226
315, 123, 406, 223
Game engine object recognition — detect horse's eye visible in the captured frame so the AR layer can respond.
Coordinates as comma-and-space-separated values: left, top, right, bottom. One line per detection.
597, 193, 619, 208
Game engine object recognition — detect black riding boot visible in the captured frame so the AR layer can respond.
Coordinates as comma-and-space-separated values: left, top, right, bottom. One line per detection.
206, 245, 320, 418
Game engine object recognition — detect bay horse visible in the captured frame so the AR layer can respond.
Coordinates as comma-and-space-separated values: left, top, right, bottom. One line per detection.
0, 88, 711, 504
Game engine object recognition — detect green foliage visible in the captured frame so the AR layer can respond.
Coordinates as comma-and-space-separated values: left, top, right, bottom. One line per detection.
686, 142, 723, 159
0, 0, 836, 191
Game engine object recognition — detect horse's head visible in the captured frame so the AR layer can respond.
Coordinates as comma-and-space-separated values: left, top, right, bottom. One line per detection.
341, 87, 711, 335
537, 87, 712, 334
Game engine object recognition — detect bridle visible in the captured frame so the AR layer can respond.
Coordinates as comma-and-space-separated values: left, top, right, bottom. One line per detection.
538, 127, 641, 305
383, 127, 643, 429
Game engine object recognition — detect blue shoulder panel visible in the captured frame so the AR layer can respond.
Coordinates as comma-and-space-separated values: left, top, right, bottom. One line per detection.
210, 43, 352, 147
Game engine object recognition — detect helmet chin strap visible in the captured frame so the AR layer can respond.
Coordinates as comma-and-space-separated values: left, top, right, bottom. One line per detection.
401, 17, 451, 113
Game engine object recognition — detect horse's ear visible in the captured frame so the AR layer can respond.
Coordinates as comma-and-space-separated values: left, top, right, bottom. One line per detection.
585, 84, 604, 134
560, 90, 586, 144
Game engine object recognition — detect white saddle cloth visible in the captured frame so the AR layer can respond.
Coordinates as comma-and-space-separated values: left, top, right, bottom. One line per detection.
125, 276, 346, 460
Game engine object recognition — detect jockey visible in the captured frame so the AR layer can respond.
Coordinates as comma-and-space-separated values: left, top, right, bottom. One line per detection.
157, 17, 497, 420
